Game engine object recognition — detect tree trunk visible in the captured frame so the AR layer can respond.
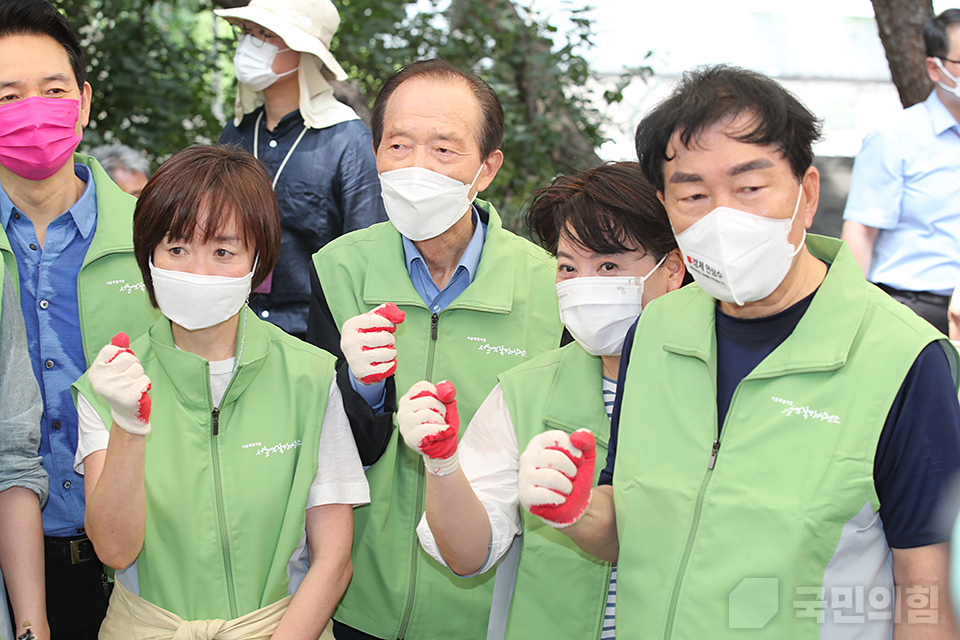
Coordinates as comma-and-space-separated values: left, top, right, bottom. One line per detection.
870, 0, 935, 108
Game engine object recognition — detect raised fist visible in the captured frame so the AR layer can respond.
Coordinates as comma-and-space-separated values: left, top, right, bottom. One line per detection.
398, 380, 460, 476
519, 429, 596, 528
88, 333, 152, 435
341, 303, 406, 385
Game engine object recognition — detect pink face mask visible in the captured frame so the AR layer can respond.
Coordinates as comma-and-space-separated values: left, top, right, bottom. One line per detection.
0, 96, 82, 181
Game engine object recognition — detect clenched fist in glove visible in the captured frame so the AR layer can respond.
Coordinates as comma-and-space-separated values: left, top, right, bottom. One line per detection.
341, 303, 406, 385
88, 332, 152, 435
519, 429, 596, 528
398, 380, 460, 476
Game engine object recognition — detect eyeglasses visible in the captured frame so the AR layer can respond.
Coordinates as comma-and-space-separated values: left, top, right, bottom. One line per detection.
939, 56, 960, 65
232, 23, 282, 48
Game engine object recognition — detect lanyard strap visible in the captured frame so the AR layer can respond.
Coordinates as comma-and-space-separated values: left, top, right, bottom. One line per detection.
253, 110, 308, 189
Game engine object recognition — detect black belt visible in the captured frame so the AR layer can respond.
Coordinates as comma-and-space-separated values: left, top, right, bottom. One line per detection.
44, 534, 97, 564
876, 283, 951, 307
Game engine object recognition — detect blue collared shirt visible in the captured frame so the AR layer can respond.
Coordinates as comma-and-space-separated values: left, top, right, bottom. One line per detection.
1, 164, 98, 537
843, 90, 960, 294
351, 207, 487, 407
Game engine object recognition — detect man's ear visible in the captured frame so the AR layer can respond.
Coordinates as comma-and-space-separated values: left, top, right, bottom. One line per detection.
663, 248, 686, 292
926, 56, 943, 85
79, 81, 92, 129
800, 165, 820, 229
472, 150, 504, 198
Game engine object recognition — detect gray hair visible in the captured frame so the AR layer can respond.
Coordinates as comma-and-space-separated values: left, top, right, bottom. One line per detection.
89, 143, 151, 177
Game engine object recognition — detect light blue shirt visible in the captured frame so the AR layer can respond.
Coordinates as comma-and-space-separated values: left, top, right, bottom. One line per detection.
843, 90, 960, 295
350, 207, 487, 408
1, 164, 97, 537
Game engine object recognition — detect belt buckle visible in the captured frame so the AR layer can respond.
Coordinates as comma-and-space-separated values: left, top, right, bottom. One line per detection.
69, 537, 89, 564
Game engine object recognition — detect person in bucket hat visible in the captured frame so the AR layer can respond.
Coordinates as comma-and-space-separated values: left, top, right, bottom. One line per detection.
217, 0, 385, 340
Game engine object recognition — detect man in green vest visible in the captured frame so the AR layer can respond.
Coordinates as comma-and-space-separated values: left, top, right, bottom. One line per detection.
306, 59, 564, 640
519, 64, 960, 639
0, 2, 158, 637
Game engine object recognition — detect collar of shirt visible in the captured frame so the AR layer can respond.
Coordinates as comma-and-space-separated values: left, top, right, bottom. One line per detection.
257, 107, 306, 138
0, 163, 97, 239
926, 90, 960, 136
402, 205, 487, 311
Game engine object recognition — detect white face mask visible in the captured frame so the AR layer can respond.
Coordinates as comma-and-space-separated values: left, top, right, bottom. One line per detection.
934, 58, 960, 99
150, 257, 255, 331
379, 165, 484, 241
556, 254, 667, 357
233, 35, 296, 92
674, 185, 804, 306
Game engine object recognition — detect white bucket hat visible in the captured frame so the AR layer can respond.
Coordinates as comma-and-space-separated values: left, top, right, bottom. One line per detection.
215, 0, 347, 81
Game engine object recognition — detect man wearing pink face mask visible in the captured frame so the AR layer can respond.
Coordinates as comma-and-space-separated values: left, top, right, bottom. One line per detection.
0, 2, 159, 638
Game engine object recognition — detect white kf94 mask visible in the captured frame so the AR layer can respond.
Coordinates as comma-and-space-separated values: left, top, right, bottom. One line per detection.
233, 35, 295, 92
555, 253, 667, 357
674, 186, 805, 306
150, 257, 255, 331
380, 165, 484, 241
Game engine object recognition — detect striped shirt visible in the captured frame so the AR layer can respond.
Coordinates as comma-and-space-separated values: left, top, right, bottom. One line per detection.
602, 376, 617, 639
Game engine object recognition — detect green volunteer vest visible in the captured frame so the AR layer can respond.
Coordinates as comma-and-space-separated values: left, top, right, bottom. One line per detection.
0, 153, 160, 365
498, 342, 612, 640
74, 313, 335, 620
314, 202, 563, 639
614, 235, 958, 639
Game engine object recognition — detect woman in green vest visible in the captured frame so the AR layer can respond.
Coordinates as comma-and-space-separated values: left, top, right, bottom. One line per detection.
72, 146, 369, 639
399, 162, 687, 639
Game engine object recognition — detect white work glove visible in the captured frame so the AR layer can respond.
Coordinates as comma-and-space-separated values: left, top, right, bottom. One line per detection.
398, 380, 460, 476
87, 332, 152, 435
519, 429, 596, 528
341, 303, 406, 385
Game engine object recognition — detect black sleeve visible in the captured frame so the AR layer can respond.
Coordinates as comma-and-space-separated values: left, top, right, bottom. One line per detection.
306, 263, 397, 466
598, 318, 639, 485
306, 264, 343, 359
875, 342, 960, 548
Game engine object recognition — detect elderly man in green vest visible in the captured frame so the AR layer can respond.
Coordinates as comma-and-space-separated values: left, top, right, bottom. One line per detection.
306, 59, 564, 640
0, 1, 158, 638
519, 64, 960, 640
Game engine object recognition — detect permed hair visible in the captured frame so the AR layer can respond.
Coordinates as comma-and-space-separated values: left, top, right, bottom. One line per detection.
525, 161, 678, 261
635, 65, 823, 192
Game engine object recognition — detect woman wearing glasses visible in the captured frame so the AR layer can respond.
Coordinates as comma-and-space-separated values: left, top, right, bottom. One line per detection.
214, 0, 386, 341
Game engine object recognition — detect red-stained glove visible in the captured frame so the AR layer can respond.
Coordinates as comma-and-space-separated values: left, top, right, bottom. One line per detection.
518, 429, 596, 528
87, 332, 152, 435
340, 303, 406, 385
398, 380, 460, 476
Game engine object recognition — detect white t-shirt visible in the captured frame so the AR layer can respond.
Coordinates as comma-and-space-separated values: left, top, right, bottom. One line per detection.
417, 377, 617, 640
74, 357, 370, 595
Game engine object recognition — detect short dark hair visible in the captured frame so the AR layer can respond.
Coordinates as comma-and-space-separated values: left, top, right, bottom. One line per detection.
635, 65, 823, 192
371, 59, 504, 160
924, 9, 960, 59
133, 145, 281, 308
0, 0, 86, 91
525, 161, 678, 262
